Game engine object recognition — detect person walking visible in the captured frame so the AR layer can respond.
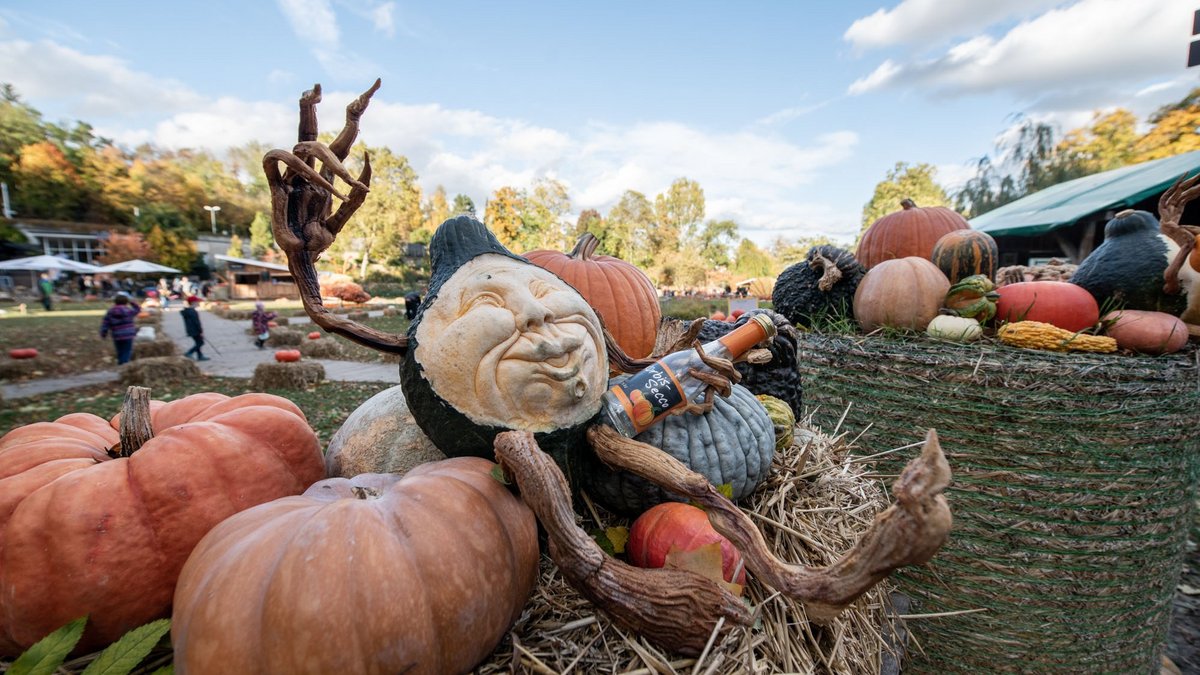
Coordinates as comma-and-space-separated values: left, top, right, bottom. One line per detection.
100, 292, 140, 364
250, 301, 277, 349
181, 296, 209, 360
38, 272, 54, 311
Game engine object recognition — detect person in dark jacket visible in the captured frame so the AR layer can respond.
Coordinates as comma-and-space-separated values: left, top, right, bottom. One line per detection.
181, 296, 209, 360
100, 292, 141, 364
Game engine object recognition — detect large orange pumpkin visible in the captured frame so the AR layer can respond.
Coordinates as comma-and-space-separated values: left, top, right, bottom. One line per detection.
525, 233, 660, 358
274, 349, 302, 362
853, 257, 950, 332
857, 199, 970, 269
172, 458, 539, 675
0, 388, 324, 655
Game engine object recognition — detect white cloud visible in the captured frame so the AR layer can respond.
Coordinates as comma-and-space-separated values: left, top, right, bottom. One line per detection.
276, 0, 339, 50
848, 0, 1192, 98
370, 2, 396, 37
0, 39, 202, 117
844, 0, 1064, 50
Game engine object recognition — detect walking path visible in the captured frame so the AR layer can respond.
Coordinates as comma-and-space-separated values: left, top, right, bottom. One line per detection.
2, 308, 399, 400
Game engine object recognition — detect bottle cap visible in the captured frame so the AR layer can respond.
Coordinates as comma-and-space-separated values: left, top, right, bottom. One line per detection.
750, 313, 777, 339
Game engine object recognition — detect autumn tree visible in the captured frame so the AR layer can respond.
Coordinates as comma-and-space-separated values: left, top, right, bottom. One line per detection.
332, 144, 422, 277
769, 234, 840, 271
144, 223, 197, 272
226, 234, 245, 258
521, 178, 572, 252
11, 141, 87, 220
575, 209, 602, 239
861, 162, 951, 236
485, 186, 525, 249
1133, 88, 1200, 161
98, 231, 152, 264
422, 185, 451, 233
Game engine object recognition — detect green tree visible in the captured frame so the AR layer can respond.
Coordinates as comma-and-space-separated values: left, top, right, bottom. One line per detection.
768, 234, 840, 271
861, 162, 951, 235
733, 238, 773, 277
0, 84, 50, 194
521, 178, 571, 251
575, 208, 602, 239
248, 211, 275, 258
332, 144, 422, 277
452, 193, 476, 215
695, 219, 739, 269
653, 177, 705, 255
604, 190, 655, 267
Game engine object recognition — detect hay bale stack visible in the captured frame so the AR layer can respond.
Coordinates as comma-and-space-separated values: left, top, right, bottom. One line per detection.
119, 356, 201, 387
133, 338, 176, 359
382, 305, 400, 317
346, 310, 369, 321
299, 338, 343, 359
477, 421, 896, 674
796, 333, 1200, 672
251, 361, 325, 390
267, 328, 304, 347
0, 358, 38, 381
223, 309, 253, 321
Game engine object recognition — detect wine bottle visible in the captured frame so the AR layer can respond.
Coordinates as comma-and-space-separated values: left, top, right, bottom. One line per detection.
601, 314, 776, 436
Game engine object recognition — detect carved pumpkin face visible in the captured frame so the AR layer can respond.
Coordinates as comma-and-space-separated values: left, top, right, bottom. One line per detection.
414, 253, 607, 432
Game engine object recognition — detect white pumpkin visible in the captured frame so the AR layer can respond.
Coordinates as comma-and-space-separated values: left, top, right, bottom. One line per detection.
926, 315, 983, 342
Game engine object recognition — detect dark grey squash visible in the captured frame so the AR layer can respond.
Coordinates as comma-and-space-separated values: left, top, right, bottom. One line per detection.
585, 380, 775, 515
772, 245, 865, 329
1070, 210, 1187, 314
681, 309, 803, 415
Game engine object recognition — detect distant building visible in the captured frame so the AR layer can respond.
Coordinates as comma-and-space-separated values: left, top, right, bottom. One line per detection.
214, 254, 297, 300
2, 218, 118, 264
196, 233, 246, 268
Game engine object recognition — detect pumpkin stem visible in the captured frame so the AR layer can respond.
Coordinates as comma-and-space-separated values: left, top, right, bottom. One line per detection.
569, 232, 601, 260
809, 252, 843, 292
117, 386, 154, 457
900, 198, 917, 210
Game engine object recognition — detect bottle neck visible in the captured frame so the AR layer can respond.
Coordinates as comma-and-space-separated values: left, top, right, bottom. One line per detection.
712, 315, 773, 359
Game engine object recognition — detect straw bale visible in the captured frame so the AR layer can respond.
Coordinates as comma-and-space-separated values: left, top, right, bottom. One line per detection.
477, 421, 897, 675
0, 358, 37, 380
251, 361, 325, 390
796, 332, 1200, 672
223, 309, 254, 321
119, 356, 200, 387
133, 338, 176, 359
347, 310, 369, 321
267, 327, 304, 347
299, 338, 343, 359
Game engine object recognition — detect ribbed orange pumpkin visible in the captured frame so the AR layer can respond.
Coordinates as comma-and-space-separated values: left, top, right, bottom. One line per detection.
853, 257, 950, 332
857, 199, 970, 269
0, 389, 324, 655
525, 233, 660, 358
274, 349, 301, 362
172, 458, 539, 675
931, 229, 999, 283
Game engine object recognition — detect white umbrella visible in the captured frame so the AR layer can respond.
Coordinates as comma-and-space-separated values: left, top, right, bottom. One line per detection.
0, 254, 102, 273
97, 259, 181, 274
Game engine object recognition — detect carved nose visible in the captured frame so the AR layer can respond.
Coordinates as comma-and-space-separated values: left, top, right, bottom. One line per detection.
514, 295, 554, 331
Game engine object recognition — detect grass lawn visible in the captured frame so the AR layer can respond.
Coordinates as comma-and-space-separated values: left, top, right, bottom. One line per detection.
1, 376, 385, 446
0, 302, 120, 377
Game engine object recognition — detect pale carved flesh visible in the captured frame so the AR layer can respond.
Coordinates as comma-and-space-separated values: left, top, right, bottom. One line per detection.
413, 254, 607, 432
266, 79, 954, 658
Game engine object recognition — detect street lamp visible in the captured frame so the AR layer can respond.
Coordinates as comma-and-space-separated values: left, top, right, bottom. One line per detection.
203, 205, 221, 234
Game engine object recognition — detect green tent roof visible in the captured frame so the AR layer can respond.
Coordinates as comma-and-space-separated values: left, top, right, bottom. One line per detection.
969, 150, 1200, 237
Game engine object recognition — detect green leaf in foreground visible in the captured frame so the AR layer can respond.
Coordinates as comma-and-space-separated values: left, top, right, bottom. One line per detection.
148, 666, 174, 675
82, 618, 171, 675
8, 616, 87, 675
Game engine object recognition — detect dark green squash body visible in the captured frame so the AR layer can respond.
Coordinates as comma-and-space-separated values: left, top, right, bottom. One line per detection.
931, 229, 998, 284
1070, 210, 1187, 314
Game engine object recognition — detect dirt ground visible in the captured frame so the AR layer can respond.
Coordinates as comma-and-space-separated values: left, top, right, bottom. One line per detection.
1166, 539, 1200, 673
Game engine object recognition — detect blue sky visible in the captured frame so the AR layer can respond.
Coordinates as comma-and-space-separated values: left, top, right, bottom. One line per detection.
0, 1, 1195, 246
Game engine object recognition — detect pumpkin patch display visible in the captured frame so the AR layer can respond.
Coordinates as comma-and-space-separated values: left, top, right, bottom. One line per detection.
853, 257, 950, 332
772, 245, 865, 328
274, 349, 302, 362
1102, 310, 1189, 355
931, 229, 999, 283
525, 232, 661, 359
172, 458, 539, 675
629, 502, 747, 585
995, 281, 1099, 332
7, 348, 37, 359
0, 387, 324, 655
857, 199, 969, 269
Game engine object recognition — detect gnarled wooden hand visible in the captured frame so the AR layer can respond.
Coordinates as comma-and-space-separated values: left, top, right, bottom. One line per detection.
264, 79, 407, 353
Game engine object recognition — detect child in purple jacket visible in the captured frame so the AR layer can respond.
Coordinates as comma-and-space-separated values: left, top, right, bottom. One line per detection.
100, 292, 141, 364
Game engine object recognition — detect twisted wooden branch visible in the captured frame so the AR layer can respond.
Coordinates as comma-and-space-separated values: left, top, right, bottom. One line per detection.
493, 431, 751, 656
587, 425, 953, 622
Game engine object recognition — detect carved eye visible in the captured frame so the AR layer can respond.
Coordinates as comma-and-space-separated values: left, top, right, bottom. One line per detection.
530, 279, 558, 298
464, 292, 502, 313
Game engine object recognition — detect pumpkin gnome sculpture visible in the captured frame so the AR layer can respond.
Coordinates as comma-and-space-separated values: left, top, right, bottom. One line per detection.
262, 79, 953, 656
